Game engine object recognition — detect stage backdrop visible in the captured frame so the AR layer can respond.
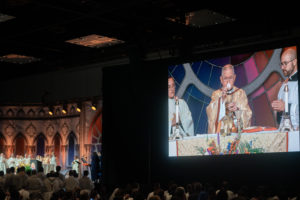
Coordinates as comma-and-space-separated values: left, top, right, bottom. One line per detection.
0, 101, 102, 170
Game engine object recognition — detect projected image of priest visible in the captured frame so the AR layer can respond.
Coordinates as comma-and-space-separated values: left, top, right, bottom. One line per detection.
271, 47, 299, 129
168, 77, 194, 137
206, 64, 252, 133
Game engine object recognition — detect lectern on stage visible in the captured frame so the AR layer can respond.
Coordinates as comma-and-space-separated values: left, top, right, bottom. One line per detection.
30, 159, 42, 170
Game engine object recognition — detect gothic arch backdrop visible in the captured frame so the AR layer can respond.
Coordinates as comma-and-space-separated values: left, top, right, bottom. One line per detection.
34, 133, 48, 156
67, 131, 77, 167
53, 132, 62, 166
0, 100, 102, 170
0, 133, 6, 154
14, 133, 27, 156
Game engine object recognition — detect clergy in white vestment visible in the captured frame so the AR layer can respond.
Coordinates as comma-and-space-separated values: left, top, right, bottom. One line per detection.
72, 156, 80, 174
24, 154, 31, 166
0, 153, 6, 174
7, 154, 16, 168
272, 47, 299, 129
15, 155, 21, 168
49, 152, 57, 172
43, 154, 50, 174
168, 77, 194, 137
206, 64, 252, 134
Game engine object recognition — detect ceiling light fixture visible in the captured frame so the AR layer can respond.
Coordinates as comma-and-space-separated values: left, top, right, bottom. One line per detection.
66, 34, 124, 48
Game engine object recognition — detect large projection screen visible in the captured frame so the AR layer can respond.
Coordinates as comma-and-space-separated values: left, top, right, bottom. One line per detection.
168, 46, 299, 157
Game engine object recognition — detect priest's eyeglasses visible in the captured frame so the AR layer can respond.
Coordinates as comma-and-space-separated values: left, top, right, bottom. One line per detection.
280, 58, 295, 67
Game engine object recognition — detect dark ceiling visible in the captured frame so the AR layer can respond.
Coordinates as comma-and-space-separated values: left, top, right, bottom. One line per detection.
1, 0, 300, 81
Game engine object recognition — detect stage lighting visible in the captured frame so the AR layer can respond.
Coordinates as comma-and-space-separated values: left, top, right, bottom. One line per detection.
62, 104, 67, 114
76, 102, 82, 112
48, 106, 54, 116
91, 104, 97, 111
91, 100, 97, 111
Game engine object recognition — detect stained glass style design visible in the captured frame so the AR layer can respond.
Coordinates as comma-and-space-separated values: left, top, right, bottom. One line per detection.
168, 47, 292, 134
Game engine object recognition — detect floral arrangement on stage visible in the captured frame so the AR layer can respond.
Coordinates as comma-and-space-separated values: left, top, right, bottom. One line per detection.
226, 133, 241, 154
25, 165, 31, 172
195, 146, 206, 155
16, 161, 32, 172
238, 141, 265, 154
195, 133, 265, 155
206, 140, 219, 155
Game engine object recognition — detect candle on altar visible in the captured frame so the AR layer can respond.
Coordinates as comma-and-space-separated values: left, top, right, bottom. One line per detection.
175, 97, 179, 124
284, 84, 289, 113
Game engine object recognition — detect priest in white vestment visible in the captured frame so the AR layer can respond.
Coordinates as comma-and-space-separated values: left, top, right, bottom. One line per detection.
7, 154, 15, 168
168, 77, 194, 137
72, 156, 80, 174
0, 153, 6, 174
24, 154, 31, 166
49, 152, 57, 172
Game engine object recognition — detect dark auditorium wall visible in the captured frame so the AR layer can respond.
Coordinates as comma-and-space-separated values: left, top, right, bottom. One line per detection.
0, 64, 103, 103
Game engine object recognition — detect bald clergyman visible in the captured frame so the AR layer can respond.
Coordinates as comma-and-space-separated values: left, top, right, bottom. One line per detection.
206, 64, 252, 133
271, 47, 299, 129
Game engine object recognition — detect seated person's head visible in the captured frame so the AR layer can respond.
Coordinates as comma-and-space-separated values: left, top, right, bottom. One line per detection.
84, 170, 89, 176
19, 166, 25, 172
10, 167, 15, 173
216, 189, 228, 200
80, 191, 90, 200
56, 165, 61, 172
154, 189, 165, 200
29, 192, 44, 200
69, 170, 74, 176
26, 169, 32, 176
174, 187, 186, 200
32, 170, 37, 175
149, 195, 161, 200
8, 187, 20, 199
38, 166, 44, 173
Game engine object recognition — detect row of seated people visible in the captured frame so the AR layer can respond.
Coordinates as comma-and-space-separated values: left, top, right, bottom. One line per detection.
108, 181, 300, 200
0, 166, 97, 200
0, 175, 299, 200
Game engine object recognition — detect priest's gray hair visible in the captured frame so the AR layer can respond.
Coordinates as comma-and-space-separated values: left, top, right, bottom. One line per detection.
221, 64, 235, 76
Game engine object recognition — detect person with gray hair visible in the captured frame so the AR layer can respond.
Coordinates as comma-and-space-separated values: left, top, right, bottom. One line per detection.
206, 64, 252, 133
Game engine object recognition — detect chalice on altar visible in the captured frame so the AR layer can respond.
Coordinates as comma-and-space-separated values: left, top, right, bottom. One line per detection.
234, 109, 243, 133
